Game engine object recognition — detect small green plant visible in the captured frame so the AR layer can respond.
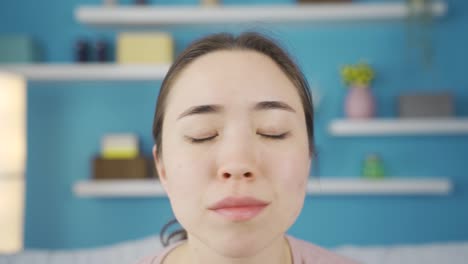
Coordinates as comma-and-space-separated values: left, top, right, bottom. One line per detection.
340, 62, 375, 87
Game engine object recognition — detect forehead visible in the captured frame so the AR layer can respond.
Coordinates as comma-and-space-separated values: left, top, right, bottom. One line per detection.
165, 50, 302, 114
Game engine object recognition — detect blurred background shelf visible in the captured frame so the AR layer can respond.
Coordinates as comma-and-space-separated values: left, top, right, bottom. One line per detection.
307, 178, 452, 195
0, 64, 170, 81
75, 2, 447, 27
329, 118, 468, 136
73, 177, 452, 198
74, 179, 165, 197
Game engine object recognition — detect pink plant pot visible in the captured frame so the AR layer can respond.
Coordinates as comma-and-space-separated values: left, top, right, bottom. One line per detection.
345, 85, 375, 119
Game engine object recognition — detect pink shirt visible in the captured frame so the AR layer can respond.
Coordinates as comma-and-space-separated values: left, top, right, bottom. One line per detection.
135, 235, 359, 264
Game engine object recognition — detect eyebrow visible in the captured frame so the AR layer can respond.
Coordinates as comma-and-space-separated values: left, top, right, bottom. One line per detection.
177, 100, 296, 120
254, 101, 296, 113
177, 104, 223, 120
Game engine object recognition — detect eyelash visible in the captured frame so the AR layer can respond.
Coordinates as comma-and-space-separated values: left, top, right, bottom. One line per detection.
187, 134, 218, 143
186, 132, 289, 144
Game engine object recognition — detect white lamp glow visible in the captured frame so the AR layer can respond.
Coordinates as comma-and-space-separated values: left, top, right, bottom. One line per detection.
0, 73, 26, 253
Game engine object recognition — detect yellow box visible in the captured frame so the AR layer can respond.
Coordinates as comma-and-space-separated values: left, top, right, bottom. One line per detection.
117, 32, 174, 64
102, 148, 139, 159
101, 133, 139, 159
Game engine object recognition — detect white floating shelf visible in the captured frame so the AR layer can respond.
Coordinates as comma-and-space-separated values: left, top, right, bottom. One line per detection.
0, 64, 170, 81
75, 2, 447, 26
307, 178, 452, 195
329, 118, 468, 136
73, 177, 452, 198
74, 179, 166, 197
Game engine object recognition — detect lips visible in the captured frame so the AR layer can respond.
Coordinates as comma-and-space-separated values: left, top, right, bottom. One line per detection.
208, 196, 269, 221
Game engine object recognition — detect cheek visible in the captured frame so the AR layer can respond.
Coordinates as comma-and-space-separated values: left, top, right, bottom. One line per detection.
163, 136, 212, 189
269, 140, 310, 187
281, 157, 309, 200
162, 145, 214, 227
269, 148, 310, 222
164, 155, 210, 200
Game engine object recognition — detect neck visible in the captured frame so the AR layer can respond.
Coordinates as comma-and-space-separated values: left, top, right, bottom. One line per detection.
165, 235, 292, 264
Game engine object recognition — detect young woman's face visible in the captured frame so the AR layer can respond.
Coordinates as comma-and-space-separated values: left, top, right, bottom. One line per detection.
155, 50, 311, 257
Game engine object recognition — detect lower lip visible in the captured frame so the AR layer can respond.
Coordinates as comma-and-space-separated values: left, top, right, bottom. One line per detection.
212, 205, 267, 221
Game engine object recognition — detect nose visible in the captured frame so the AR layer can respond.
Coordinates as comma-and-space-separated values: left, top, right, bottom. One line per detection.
216, 133, 258, 181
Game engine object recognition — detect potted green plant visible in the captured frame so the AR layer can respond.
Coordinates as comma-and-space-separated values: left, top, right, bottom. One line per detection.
340, 61, 376, 119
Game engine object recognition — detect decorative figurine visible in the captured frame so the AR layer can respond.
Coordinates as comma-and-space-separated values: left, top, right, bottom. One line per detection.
362, 153, 385, 179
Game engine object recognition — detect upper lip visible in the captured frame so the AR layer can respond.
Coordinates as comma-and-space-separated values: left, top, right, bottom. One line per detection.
208, 196, 270, 210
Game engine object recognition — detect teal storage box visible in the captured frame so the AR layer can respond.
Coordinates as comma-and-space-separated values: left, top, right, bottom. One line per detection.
0, 35, 41, 63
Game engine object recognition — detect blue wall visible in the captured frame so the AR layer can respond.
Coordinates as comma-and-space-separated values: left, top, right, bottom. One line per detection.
1, 0, 467, 249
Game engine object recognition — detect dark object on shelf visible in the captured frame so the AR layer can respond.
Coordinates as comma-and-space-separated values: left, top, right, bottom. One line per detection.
75, 38, 90, 63
398, 92, 454, 118
96, 39, 109, 62
93, 156, 157, 179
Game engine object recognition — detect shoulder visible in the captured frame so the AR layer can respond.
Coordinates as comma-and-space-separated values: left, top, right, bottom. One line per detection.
135, 254, 160, 264
287, 236, 360, 264
134, 241, 183, 264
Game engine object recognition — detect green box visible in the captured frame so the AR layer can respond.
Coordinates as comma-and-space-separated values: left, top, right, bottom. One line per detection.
0, 35, 41, 63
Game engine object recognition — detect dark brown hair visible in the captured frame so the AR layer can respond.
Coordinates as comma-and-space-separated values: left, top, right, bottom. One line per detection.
153, 32, 315, 246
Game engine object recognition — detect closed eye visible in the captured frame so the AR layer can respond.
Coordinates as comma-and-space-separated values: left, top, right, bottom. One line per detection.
185, 134, 217, 143
185, 132, 289, 144
258, 132, 289, 140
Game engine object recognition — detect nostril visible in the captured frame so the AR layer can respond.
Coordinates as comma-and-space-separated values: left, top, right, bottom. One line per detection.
220, 171, 253, 179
